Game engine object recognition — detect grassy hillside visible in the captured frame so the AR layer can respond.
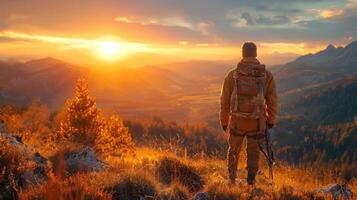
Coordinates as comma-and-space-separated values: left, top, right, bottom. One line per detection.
16, 147, 357, 199
0, 75, 355, 199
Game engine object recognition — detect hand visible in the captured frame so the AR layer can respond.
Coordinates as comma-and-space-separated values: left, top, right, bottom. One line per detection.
267, 123, 274, 129
222, 125, 228, 132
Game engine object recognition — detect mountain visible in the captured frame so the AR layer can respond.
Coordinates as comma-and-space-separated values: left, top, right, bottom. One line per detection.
0, 58, 233, 121
275, 41, 357, 103
0, 41, 356, 121
285, 74, 357, 124
274, 75, 357, 168
0, 57, 82, 107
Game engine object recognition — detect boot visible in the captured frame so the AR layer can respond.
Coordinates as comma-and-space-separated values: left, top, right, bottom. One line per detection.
247, 173, 256, 185
228, 171, 236, 185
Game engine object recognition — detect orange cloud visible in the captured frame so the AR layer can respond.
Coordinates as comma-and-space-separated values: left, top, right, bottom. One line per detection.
319, 9, 344, 19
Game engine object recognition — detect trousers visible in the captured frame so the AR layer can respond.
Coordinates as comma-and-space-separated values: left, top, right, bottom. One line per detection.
227, 132, 261, 181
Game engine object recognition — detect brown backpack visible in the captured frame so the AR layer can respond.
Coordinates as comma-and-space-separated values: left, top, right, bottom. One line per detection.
230, 62, 266, 133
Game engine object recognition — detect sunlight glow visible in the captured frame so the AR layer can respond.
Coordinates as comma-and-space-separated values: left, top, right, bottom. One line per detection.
98, 41, 124, 61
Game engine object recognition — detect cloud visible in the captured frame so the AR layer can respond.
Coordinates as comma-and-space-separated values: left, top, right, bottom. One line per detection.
256, 15, 291, 25
0, 0, 355, 48
234, 12, 292, 27
0, 31, 174, 54
317, 9, 345, 19
114, 16, 212, 35
241, 12, 254, 25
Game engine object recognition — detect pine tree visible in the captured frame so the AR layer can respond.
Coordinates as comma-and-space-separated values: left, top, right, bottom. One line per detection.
95, 115, 135, 158
59, 79, 103, 145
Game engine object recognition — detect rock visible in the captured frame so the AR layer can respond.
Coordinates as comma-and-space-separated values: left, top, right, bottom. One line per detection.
65, 147, 105, 174
0, 133, 27, 151
315, 183, 353, 200
193, 192, 209, 200
0, 133, 51, 189
0, 182, 18, 200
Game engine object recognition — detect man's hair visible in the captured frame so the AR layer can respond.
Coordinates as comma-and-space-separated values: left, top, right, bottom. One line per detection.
242, 42, 257, 58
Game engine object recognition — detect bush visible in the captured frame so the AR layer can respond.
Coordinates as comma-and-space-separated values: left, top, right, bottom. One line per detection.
158, 183, 189, 200
157, 157, 204, 193
106, 173, 158, 200
95, 115, 135, 158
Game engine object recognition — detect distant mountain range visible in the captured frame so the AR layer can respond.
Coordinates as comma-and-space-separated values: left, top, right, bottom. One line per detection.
0, 57, 233, 121
0, 41, 356, 122
274, 41, 357, 103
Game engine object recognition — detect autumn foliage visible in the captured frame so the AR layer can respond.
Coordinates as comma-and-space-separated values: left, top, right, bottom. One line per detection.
59, 79, 103, 145
58, 78, 135, 158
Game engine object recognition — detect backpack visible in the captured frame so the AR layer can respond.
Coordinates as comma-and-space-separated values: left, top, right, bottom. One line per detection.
230, 62, 266, 133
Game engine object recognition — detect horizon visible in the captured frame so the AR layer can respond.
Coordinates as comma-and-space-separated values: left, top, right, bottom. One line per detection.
1, 40, 355, 69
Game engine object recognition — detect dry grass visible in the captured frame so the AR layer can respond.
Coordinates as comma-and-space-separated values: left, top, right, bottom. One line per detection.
18, 174, 112, 200
157, 183, 189, 200
13, 147, 357, 200
157, 157, 204, 193
105, 172, 158, 200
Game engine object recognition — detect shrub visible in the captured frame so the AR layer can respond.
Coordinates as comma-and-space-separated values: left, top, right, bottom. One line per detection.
95, 115, 135, 158
106, 173, 158, 200
157, 157, 204, 193
158, 183, 189, 200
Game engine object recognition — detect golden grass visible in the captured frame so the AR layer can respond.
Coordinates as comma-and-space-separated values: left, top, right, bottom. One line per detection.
16, 147, 356, 200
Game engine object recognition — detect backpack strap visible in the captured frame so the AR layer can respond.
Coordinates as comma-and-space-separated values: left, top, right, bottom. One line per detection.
232, 69, 239, 113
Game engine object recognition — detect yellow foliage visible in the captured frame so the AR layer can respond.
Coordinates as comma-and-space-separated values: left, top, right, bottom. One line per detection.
95, 115, 135, 158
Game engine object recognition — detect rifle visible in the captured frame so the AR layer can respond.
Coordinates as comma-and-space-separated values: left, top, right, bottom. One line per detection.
258, 127, 275, 184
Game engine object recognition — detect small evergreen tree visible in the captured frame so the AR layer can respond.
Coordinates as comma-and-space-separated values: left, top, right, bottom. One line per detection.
95, 115, 135, 158
59, 79, 103, 145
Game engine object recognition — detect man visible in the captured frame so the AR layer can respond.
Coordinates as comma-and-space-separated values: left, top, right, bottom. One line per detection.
220, 42, 277, 185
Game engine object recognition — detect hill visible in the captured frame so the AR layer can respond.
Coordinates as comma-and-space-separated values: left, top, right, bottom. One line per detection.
275, 41, 357, 103
0, 57, 82, 107
0, 57, 234, 121
285, 74, 357, 124
273, 74, 357, 172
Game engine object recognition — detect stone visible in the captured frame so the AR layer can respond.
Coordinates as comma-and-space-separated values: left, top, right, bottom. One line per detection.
315, 183, 353, 200
65, 147, 105, 174
193, 192, 209, 200
0, 133, 51, 189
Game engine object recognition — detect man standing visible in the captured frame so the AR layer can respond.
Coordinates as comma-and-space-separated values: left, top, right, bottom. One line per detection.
220, 42, 277, 185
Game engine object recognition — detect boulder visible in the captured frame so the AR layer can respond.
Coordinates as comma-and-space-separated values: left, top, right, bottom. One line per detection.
193, 192, 209, 200
0, 133, 51, 190
65, 147, 105, 174
315, 183, 353, 200
0, 182, 18, 200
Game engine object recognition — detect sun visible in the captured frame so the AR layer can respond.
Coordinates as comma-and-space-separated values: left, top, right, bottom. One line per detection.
97, 41, 124, 61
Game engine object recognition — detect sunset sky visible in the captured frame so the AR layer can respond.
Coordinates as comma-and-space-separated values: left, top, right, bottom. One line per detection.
0, 0, 356, 67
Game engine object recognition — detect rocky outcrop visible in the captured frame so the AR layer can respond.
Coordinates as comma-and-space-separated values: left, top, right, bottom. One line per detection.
315, 183, 354, 200
193, 192, 209, 200
64, 147, 105, 174
0, 134, 51, 200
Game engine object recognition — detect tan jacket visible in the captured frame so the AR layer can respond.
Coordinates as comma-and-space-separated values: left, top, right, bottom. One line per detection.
220, 58, 278, 132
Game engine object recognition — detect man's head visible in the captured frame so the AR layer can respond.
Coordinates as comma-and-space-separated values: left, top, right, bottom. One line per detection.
242, 42, 257, 58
